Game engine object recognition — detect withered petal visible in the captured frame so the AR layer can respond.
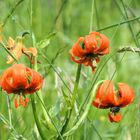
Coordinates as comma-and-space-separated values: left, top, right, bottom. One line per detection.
23, 47, 37, 56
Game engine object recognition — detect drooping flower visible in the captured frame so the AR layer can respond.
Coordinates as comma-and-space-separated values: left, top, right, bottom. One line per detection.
6, 37, 37, 64
0, 64, 43, 108
92, 80, 134, 123
70, 32, 109, 72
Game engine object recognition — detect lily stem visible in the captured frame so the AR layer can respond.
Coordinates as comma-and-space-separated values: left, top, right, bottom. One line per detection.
71, 64, 82, 106
30, 95, 47, 140
7, 96, 12, 128
0, 42, 18, 63
57, 64, 82, 139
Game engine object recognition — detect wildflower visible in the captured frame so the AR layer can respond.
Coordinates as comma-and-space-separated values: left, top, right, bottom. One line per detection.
92, 80, 134, 123
70, 32, 109, 72
6, 37, 37, 64
0, 64, 43, 108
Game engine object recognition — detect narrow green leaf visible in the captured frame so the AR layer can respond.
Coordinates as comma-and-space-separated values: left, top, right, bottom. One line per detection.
37, 32, 56, 48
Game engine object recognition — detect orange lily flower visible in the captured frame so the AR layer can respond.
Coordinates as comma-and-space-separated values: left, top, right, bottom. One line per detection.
6, 37, 37, 64
92, 80, 134, 123
70, 32, 109, 72
0, 64, 43, 108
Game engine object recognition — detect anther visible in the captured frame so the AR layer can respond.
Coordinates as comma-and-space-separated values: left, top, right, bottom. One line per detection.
14, 98, 18, 108
19, 95, 23, 105
24, 98, 29, 108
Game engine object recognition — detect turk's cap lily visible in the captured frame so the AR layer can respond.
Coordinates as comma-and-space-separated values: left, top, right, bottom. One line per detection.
92, 80, 134, 108
0, 64, 43, 94
92, 80, 134, 123
69, 32, 109, 72
0, 64, 43, 108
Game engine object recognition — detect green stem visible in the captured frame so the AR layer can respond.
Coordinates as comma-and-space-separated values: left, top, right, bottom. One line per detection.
36, 94, 64, 140
57, 64, 82, 139
29, 0, 48, 138
2, 0, 25, 27
39, 50, 102, 139
7, 96, 12, 128
63, 80, 103, 137
30, 95, 47, 140
97, 16, 140, 32
120, 0, 139, 47
94, 0, 100, 29
30, 0, 56, 136
0, 41, 18, 63
117, 47, 140, 53
89, 0, 94, 32
37, 91, 55, 131
40, 51, 71, 93
71, 64, 82, 106
50, 0, 68, 33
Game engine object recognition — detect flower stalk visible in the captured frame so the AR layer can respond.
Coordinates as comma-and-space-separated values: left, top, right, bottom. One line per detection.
31, 95, 47, 140
57, 64, 82, 139
63, 80, 103, 137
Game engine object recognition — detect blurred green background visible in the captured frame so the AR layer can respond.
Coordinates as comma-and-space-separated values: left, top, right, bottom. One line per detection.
0, 0, 140, 140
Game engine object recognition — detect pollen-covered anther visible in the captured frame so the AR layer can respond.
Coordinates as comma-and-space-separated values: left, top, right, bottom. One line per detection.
14, 95, 29, 108
14, 97, 19, 108
24, 98, 29, 108
19, 95, 23, 105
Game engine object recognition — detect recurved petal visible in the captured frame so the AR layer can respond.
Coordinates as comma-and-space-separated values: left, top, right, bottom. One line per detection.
92, 98, 109, 109
11, 64, 28, 89
0, 67, 15, 93
7, 37, 15, 49
96, 80, 118, 106
92, 32, 109, 55
84, 33, 97, 53
70, 55, 86, 64
70, 37, 86, 58
23, 47, 37, 56
108, 113, 122, 123
7, 42, 23, 64
118, 83, 134, 107
25, 68, 43, 93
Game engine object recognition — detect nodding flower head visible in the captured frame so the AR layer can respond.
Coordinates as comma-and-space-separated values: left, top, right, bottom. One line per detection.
92, 80, 134, 123
70, 32, 109, 73
0, 64, 43, 108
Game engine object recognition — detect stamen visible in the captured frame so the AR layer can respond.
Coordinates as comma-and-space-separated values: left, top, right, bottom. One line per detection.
14, 98, 18, 108
95, 57, 100, 63
24, 98, 29, 108
19, 95, 23, 105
